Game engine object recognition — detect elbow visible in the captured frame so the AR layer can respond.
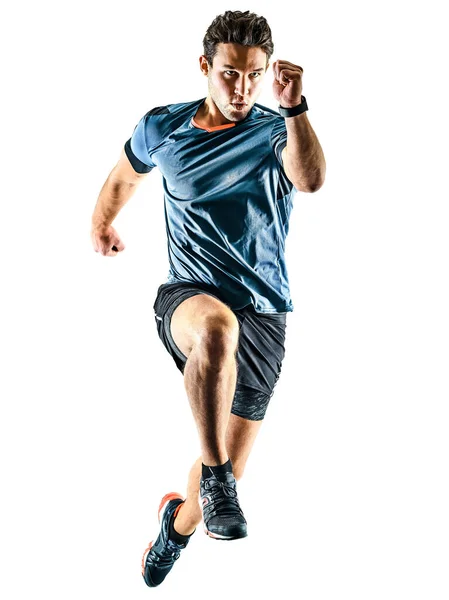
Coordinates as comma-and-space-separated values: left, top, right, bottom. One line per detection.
308, 178, 325, 193
295, 177, 325, 193
303, 162, 326, 193
293, 165, 326, 193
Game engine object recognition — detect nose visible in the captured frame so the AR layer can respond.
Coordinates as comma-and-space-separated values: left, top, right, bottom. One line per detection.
234, 76, 250, 99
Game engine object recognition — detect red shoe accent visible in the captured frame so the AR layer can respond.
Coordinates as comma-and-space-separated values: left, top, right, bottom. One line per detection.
157, 492, 184, 522
204, 526, 217, 539
141, 541, 153, 575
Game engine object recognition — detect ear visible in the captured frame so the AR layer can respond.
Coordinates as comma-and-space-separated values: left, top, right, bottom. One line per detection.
199, 55, 209, 76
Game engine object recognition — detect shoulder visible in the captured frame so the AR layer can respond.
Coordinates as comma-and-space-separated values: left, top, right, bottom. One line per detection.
251, 102, 283, 123
249, 102, 285, 136
140, 99, 202, 127
137, 98, 203, 144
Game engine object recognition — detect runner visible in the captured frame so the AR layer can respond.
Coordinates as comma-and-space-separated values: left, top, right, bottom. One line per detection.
91, 9, 325, 588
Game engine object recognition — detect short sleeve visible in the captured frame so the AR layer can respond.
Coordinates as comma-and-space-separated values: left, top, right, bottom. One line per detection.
270, 117, 288, 167
124, 112, 157, 174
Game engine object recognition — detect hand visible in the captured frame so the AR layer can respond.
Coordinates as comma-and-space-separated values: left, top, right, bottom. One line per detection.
91, 224, 125, 257
272, 60, 303, 108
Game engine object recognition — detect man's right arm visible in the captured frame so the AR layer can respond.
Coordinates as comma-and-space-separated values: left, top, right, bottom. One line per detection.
91, 147, 149, 230
91, 110, 157, 256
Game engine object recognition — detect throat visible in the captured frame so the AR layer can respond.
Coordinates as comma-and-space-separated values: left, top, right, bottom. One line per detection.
194, 99, 233, 130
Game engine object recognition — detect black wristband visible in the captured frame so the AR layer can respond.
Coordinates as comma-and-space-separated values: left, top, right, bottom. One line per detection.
278, 95, 308, 117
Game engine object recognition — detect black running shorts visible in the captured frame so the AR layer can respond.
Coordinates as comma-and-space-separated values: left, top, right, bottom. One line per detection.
153, 281, 287, 421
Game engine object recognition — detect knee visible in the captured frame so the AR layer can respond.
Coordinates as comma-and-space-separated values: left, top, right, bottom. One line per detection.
197, 314, 239, 363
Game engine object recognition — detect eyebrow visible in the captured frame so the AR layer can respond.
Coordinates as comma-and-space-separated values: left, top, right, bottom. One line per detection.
222, 64, 265, 72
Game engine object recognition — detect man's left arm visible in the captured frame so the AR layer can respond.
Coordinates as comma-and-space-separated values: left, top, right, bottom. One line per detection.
273, 60, 326, 193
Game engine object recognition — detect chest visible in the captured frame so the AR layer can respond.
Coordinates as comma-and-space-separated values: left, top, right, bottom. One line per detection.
151, 128, 272, 199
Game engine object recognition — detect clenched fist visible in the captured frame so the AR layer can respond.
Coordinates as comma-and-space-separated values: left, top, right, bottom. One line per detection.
91, 224, 125, 257
272, 59, 304, 108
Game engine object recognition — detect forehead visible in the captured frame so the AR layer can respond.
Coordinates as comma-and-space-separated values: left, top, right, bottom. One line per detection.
213, 43, 267, 69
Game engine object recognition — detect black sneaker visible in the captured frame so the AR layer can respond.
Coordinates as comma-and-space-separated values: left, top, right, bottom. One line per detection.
200, 469, 247, 540
141, 492, 194, 587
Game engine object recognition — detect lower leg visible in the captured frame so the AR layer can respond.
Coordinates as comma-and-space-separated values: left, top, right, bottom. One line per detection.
173, 456, 203, 536
183, 327, 239, 467
173, 322, 240, 536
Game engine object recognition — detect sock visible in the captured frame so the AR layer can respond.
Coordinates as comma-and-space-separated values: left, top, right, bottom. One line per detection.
202, 457, 233, 479
168, 507, 193, 545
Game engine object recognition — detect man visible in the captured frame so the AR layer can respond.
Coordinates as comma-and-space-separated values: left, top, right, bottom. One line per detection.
91, 10, 325, 588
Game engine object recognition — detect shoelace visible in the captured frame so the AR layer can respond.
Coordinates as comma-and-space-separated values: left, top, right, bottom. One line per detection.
203, 477, 244, 518
149, 538, 184, 568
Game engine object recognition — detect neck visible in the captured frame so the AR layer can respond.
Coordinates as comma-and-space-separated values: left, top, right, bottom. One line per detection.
195, 96, 233, 128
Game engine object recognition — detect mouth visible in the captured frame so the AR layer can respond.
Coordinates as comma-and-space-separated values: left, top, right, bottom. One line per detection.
231, 102, 247, 110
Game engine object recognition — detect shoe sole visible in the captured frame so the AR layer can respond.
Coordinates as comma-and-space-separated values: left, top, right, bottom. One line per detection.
203, 525, 248, 540
141, 492, 185, 577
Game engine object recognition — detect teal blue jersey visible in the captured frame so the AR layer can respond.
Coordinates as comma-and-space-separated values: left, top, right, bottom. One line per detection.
124, 97, 297, 313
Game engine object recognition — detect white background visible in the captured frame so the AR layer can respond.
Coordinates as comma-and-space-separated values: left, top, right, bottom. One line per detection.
1, 1, 448, 598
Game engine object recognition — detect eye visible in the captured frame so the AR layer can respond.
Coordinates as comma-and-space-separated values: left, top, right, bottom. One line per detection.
224, 71, 261, 77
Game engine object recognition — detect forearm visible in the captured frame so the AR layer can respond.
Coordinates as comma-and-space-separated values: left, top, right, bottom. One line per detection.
91, 175, 137, 228
283, 112, 326, 192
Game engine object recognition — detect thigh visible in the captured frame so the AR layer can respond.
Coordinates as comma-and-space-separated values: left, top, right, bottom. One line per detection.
231, 308, 287, 420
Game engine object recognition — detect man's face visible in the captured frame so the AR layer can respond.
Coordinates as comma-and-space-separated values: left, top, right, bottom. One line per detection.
200, 43, 269, 122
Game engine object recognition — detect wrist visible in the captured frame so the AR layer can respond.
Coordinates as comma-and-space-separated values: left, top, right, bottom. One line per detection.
91, 218, 111, 230
278, 95, 308, 117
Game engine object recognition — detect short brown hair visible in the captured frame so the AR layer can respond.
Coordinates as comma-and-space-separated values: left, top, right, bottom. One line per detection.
203, 10, 274, 68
